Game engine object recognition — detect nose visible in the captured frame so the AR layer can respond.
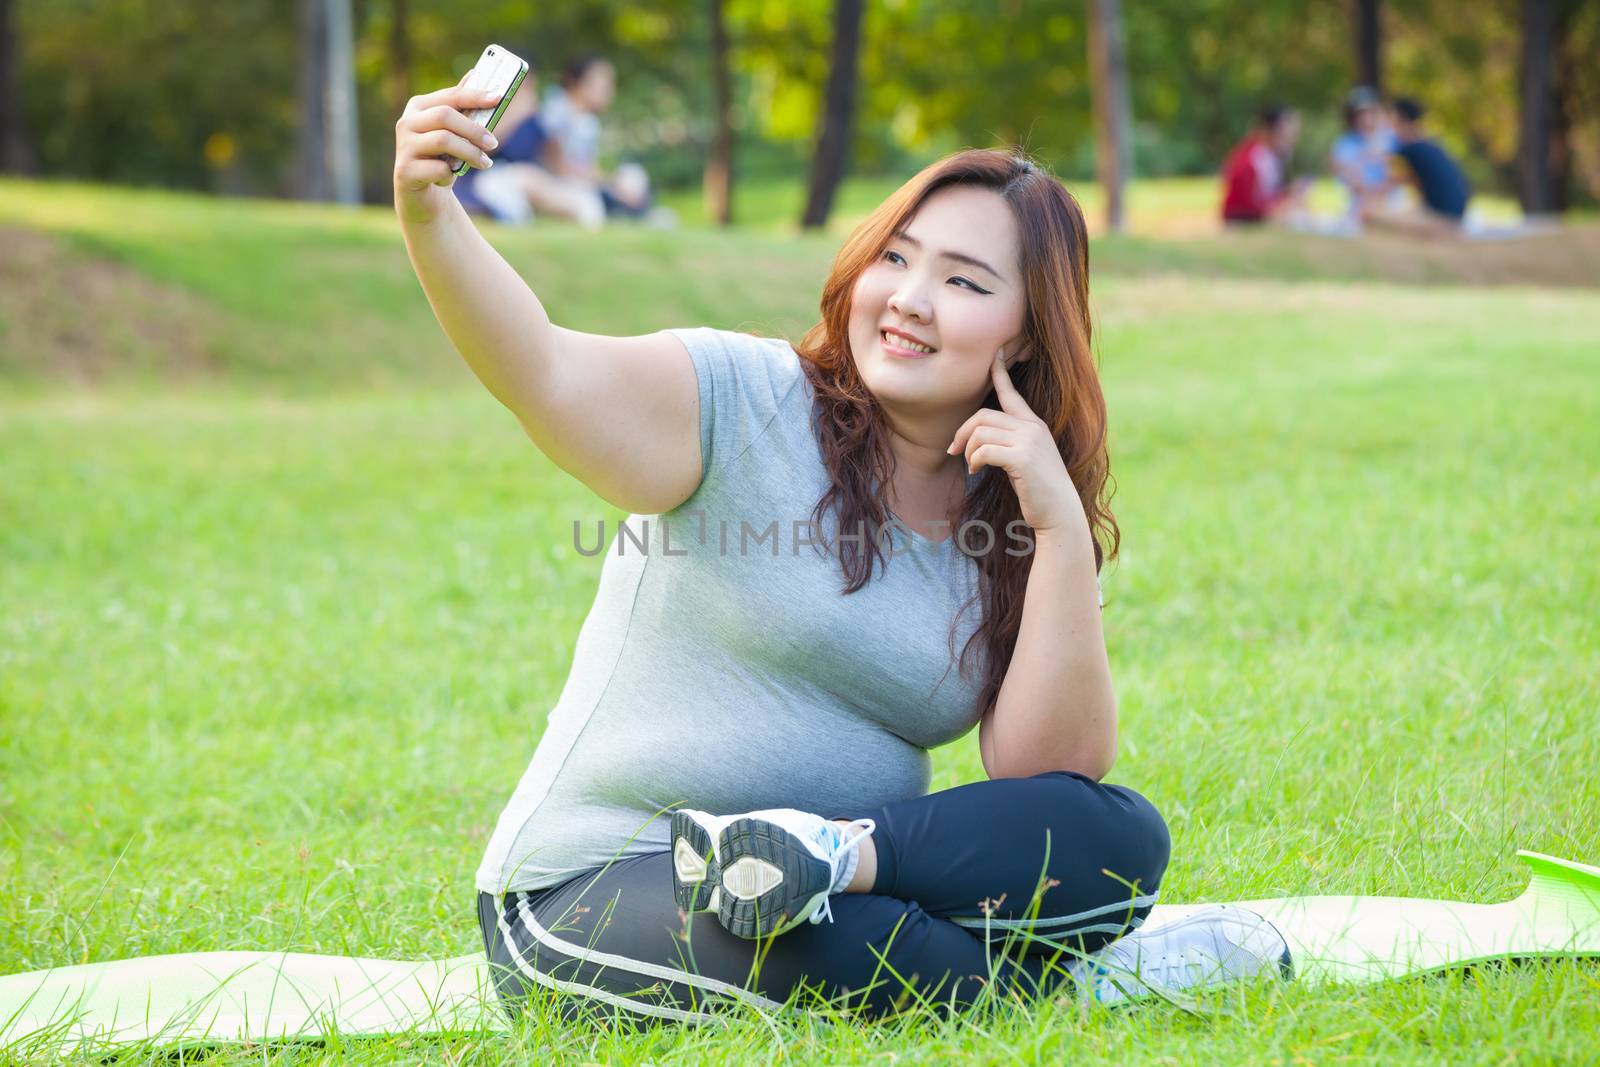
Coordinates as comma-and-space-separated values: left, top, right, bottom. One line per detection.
887, 279, 932, 324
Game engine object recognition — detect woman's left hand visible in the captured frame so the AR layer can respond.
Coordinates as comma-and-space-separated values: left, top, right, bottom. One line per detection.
947, 350, 1087, 537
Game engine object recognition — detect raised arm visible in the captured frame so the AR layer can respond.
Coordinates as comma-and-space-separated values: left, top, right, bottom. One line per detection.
393, 79, 702, 515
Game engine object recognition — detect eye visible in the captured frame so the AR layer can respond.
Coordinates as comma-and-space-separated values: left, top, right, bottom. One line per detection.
882, 250, 990, 294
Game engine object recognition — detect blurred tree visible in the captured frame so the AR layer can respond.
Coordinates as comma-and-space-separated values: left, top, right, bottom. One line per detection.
704, 0, 735, 225
1350, 0, 1384, 92
323, 0, 361, 203
851, 0, 1094, 177
9, 0, 1595, 208
1548, 2, 1588, 205
1516, 0, 1581, 213
1517, 0, 1558, 213
17, 1, 302, 193
1387, 0, 1597, 211
1087, 0, 1133, 232
387, 0, 412, 121
1122, 0, 1348, 175
0, 0, 34, 173
801, 0, 863, 228
298, 0, 329, 200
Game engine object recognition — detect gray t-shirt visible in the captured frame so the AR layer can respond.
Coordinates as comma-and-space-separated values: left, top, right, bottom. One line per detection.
476, 327, 988, 893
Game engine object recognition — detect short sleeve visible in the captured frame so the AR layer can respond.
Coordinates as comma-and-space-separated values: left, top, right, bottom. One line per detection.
663, 327, 803, 501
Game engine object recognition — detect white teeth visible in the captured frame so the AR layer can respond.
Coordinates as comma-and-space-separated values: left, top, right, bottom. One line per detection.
883, 331, 933, 354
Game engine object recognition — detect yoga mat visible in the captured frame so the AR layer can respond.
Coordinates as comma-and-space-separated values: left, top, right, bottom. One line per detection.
3, 849, 1597, 1052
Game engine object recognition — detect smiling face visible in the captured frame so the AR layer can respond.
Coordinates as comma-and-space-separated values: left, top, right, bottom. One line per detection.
846, 184, 1029, 418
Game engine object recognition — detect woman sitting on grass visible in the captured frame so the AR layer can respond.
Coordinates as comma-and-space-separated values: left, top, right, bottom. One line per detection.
393, 79, 1291, 1021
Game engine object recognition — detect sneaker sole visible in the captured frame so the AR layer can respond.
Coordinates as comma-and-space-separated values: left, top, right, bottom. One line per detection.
670, 810, 720, 914
716, 816, 832, 939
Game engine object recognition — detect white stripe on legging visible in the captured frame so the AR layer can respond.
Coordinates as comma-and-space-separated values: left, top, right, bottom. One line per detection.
515, 894, 788, 1013
496, 890, 1149, 1020
507, 893, 788, 1015
497, 902, 718, 1024
949, 890, 1159, 932
996, 917, 1148, 945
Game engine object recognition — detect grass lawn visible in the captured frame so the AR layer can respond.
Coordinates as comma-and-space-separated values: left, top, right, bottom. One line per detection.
653, 173, 1534, 235
1, 178, 1598, 1063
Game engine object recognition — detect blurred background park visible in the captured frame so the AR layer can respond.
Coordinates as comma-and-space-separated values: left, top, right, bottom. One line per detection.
3, 1, 1599, 1062
4, 1, 1600, 224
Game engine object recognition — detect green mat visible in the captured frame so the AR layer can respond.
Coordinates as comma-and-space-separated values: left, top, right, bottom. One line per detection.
4, 850, 1597, 1052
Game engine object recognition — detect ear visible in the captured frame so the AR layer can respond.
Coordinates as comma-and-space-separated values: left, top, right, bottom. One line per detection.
1004, 341, 1034, 368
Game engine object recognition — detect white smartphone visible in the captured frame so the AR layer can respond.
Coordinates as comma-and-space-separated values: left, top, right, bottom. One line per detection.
452, 44, 529, 177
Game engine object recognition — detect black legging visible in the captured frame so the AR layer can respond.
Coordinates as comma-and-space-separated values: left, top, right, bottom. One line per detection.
478, 771, 1170, 1022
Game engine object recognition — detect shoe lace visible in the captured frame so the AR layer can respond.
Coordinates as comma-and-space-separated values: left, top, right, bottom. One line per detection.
809, 818, 876, 926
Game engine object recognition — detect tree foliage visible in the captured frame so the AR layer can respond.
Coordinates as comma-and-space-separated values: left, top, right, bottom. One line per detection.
12, 0, 1598, 205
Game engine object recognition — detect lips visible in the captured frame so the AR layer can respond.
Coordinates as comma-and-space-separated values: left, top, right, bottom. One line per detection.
880, 328, 937, 357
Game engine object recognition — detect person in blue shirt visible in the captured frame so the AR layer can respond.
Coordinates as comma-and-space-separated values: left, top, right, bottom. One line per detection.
1389, 97, 1471, 224
1329, 86, 1399, 225
453, 57, 605, 229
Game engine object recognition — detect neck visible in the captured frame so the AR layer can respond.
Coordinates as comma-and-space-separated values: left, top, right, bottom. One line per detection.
880, 404, 969, 487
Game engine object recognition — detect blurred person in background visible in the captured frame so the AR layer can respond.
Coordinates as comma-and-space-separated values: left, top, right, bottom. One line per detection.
540, 54, 675, 228
1219, 104, 1310, 225
453, 56, 605, 230
1369, 96, 1471, 235
1329, 86, 1399, 228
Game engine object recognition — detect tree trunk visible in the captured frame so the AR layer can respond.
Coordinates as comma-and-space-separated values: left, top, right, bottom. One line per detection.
324, 0, 361, 205
800, 0, 863, 231
0, 0, 34, 174
297, 0, 330, 200
704, 0, 735, 226
1547, 3, 1577, 213
387, 0, 412, 126
1350, 0, 1383, 92
1517, 0, 1559, 214
1087, 0, 1133, 234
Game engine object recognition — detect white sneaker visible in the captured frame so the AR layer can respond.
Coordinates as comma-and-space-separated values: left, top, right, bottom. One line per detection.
674, 808, 874, 939
1075, 905, 1293, 1006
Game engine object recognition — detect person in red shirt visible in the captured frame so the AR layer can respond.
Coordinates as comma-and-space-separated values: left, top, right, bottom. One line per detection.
1220, 105, 1308, 225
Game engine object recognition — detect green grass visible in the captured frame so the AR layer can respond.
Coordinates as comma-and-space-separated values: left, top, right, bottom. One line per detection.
2, 179, 1599, 1063
654, 173, 1531, 234
2, 175, 1588, 394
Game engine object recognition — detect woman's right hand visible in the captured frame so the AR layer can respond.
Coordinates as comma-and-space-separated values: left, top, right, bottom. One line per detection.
393, 77, 504, 226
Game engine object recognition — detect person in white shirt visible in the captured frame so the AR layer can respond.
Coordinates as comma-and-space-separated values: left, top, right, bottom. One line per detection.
540, 54, 669, 225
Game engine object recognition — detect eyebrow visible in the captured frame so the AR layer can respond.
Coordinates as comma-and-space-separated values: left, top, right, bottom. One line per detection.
889, 230, 1005, 282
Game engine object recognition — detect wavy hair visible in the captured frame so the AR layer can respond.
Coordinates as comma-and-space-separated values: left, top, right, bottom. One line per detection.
795, 148, 1118, 717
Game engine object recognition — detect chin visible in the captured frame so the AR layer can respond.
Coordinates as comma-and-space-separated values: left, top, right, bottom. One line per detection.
865, 371, 947, 409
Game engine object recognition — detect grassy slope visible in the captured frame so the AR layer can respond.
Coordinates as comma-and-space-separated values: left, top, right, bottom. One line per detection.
1, 176, 1593, 391
1, 180, 1598, 1063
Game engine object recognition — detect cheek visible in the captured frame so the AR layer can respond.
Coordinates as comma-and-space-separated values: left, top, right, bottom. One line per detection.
851, 268, 894, 314
943, 301, 1019, 353
848, 273, 891, 340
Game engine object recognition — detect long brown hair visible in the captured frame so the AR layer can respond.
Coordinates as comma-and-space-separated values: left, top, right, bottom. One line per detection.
795, 148, 1118, 717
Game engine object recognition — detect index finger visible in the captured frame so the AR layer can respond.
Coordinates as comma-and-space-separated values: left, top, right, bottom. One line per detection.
406, 81, 504, 116
990, 351, 1031, 417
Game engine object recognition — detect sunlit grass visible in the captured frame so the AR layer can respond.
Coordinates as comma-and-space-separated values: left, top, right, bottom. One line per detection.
656, 173, 1529, 237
